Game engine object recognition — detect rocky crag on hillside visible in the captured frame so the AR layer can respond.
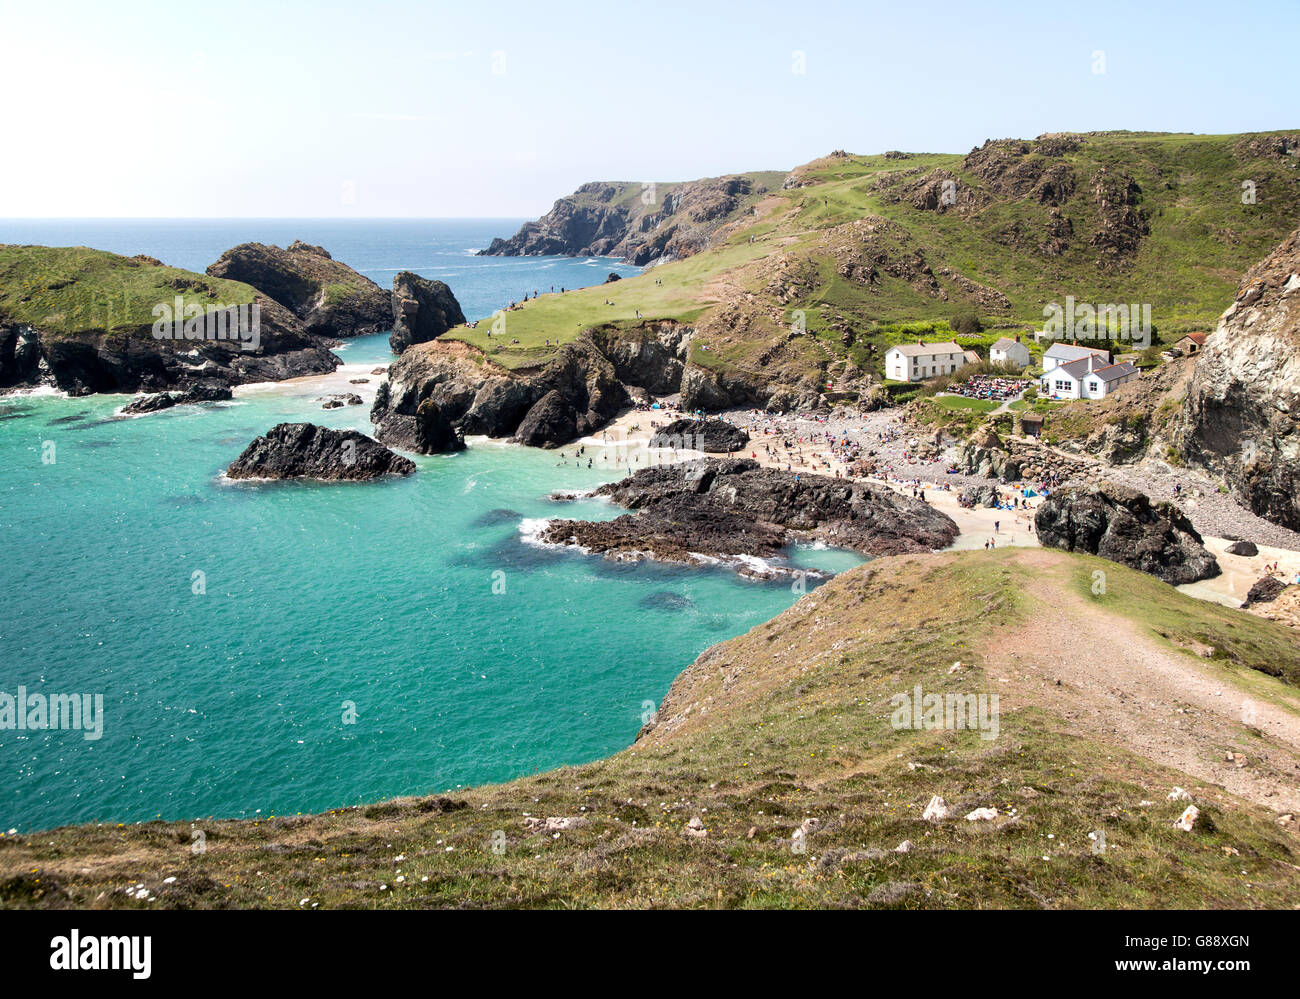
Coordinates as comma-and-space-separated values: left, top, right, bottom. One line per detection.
1173, 225, 1300, 532
539, 458, 959, 576
226, 423, 415, 481
1034, 481, 1221, 584
389, 271, 466, 354
207, 241, 390, 338
480, 174, 779, 265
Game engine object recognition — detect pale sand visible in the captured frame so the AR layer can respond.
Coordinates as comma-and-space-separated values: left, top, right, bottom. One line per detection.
579, 405, 1300, 612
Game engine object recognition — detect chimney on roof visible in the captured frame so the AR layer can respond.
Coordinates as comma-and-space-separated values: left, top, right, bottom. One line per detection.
1014, 334, 1020, 343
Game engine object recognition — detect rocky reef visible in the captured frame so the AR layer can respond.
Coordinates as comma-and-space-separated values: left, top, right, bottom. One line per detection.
226, 423, 416, 481
389, 271, 467, 354
120, 382, 232, 416
538, 458, 959, 576
206, 241, 390, 338
1034, 481, 1221, 584
1173, 225, 1300, 531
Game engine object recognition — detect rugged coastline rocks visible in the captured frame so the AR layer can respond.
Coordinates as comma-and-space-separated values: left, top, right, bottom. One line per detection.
389, 272, 467, 354
226, 423, 415, 481
650, 417, 749, 453
206, 241, 390, 338
371, 323, 696, 452
0, 247, 341, 396
538, 458, 959, 576
1034, 481, 1221, 584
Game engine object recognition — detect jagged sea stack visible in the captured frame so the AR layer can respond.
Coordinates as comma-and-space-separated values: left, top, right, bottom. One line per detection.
389, 272, 466, 354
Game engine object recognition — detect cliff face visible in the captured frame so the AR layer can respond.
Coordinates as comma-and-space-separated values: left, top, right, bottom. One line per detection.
207, 241, 391, 338
1173, 226, 1300, 530
480, 174, 780, 265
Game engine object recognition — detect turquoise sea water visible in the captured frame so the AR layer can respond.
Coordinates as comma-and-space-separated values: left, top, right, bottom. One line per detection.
0, 329, 862, 832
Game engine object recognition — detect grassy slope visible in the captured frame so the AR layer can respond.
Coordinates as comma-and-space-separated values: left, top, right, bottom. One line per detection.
0, 245, 258, 337
4, 548, 1297, 909
448, 131, 1299, 385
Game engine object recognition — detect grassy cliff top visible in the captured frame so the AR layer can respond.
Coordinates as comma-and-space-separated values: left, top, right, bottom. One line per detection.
450, 130, 1300, 383
0, 244, 258, 337
4, 547, 1297, 909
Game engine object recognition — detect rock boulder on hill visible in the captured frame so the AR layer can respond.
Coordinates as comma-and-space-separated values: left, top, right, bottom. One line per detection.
1034, 481, 1220, 584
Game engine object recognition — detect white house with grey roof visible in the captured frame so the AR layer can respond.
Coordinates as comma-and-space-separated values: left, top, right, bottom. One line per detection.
989, 336, 1031, 369
884, 341, 969, 382
1042, 342, 1110, 373
1040, 353, 1138, 400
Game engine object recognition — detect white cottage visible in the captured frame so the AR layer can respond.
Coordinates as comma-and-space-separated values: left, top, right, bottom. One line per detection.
1040, 354, 1139, 400
884, 341, 969, 382
989, 336, 1031, 369
1042, 342, 1110, 373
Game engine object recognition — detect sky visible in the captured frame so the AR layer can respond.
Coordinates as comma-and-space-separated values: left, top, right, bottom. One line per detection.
0, 0, 1296, 218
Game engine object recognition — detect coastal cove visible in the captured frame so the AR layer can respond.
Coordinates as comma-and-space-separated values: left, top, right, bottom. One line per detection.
0, 331, 862, 833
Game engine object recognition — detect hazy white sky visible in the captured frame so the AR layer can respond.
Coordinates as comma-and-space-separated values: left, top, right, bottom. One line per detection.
1, 0, 1295, 217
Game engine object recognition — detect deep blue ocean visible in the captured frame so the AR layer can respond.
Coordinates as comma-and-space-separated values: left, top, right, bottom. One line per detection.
0, 221, 859, 833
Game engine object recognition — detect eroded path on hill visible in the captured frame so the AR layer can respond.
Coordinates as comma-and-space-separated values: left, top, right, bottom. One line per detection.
982, 551, 1300, 813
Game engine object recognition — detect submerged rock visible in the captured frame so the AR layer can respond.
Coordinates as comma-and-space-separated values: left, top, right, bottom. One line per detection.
541, 458, 958, 575
121, 382, 232, 415
1034, 481, 1221, 584
226, 423, 415, 481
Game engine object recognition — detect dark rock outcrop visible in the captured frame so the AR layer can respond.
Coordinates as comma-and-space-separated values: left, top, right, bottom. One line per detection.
650, 418, 749, 453
1243, 575, 1285, 607
207, 241, 390, 338
120, 382, 233, 415
1225, 540, 1259, 557
1034, 482, 1221, 584
226, 423, 415, 481
539, 458, 959, 576
389, 272, 467, 354
1173, 226, 1300, 532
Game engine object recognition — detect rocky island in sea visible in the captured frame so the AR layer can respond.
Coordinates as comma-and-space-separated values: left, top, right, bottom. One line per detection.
539, 458, 959, 577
